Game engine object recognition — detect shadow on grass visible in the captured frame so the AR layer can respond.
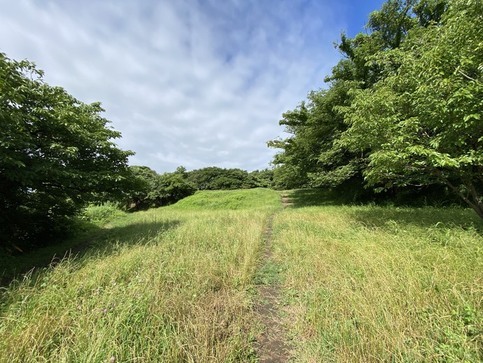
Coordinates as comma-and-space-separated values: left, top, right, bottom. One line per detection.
0, 219, 181, 287
286, 188, 361, 208
69, 219, 181, 256
349, 207, 483, 232
286, 188, 482, 232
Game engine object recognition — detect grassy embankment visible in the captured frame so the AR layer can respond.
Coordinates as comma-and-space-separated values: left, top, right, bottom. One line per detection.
0, 189, 281, 362
0, 188, 481, 362
275, 189, 482, 362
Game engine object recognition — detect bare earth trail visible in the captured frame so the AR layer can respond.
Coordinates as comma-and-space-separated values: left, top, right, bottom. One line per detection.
254, 194, 293, 362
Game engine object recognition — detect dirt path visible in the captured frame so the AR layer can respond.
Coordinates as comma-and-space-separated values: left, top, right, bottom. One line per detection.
254, 196, 292, 362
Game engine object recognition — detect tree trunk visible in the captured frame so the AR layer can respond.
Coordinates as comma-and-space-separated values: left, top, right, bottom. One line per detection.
445, 179, 483, 220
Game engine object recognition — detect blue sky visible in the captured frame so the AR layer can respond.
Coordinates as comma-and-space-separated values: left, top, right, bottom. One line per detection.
1, 0, 386, 172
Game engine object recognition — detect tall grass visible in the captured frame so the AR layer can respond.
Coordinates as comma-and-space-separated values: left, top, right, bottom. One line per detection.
0, 203, 126, 283
172, 188, 280, 211
0, 189, 281, 362
274, 204, 482, 362
2, 188, 481, 362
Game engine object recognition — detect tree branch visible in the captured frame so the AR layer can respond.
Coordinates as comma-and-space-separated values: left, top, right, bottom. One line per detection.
456, 68, 481, 84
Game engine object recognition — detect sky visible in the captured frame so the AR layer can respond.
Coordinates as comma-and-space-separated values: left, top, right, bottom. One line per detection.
1, 0, 386, 173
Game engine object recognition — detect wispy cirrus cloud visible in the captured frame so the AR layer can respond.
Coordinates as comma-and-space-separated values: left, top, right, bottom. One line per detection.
0, 0, 382, 172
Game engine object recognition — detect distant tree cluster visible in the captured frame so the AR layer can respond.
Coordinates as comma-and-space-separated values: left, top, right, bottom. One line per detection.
126, 166, 195, 210
186, 166, 274, 190
269, 0, 483, 218
126, 166, 274, 210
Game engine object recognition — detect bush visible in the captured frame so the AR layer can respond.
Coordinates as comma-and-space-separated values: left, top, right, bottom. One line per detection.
81, 203, 126, 225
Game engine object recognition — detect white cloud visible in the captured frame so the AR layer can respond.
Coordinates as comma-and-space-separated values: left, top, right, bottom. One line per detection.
0, 0, 346, 172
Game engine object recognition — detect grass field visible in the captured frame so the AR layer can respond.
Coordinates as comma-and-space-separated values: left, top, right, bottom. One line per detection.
0, 189, 281, 362
274, 194, 482, 362
0, 188, 481, 362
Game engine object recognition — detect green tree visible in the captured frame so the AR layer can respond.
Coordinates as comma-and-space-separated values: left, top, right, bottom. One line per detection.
269, 0, 456, 198
248, 169, 274, 188
269, 1, 421, 192
340, 0, 483, 218
0, 54, 133, 249
187, 167, 255, 190
126, 166, 159, 210
126, 166, 195, 209
149, 172, 196, 206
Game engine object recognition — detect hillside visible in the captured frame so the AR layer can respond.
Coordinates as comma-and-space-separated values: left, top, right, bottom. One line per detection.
0, 189, 481, 362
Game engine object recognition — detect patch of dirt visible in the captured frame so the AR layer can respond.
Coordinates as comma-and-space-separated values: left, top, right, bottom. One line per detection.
281, 194, 294, 208
254, 212, 292, 362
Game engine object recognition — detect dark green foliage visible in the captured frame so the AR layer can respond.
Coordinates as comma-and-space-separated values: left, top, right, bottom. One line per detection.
248, 169, 274, 188
367, 0, 417, 49
0, 53, 133, 250
149, 172, 196, 206
413, 0, 448, 26
341, 0, 483, 218
186, 167, 258, 190
126, 166, 159, 210
126, 166, 196, 209
269, 0, 483, 218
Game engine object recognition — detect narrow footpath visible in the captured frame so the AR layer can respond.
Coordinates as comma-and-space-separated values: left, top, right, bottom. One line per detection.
254, 195, 292, 362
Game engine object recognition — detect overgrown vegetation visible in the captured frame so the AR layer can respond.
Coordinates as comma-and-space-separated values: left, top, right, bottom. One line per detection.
274, 191, 482, 362
269, 0, 483, 218
1, 189, 481, 362
0, 189, 281, 362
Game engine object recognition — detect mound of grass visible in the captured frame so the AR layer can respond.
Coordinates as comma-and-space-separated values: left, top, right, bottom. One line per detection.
171, 188, 281, 210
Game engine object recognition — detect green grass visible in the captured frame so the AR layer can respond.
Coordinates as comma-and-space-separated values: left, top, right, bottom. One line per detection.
80, 202, 128, 225
1, 188, 482, 362
172, 188, 281, 211
273, 199, 482, 362
0, 189, 281, 362
0, 203, 127, 285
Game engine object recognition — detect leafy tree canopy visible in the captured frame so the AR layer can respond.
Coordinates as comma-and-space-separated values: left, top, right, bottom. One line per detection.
340, 0, 483, 217
187, 167, 258, 190
0, 53, 133, 249
268, 0, 483, 218
269, 0, 422, 193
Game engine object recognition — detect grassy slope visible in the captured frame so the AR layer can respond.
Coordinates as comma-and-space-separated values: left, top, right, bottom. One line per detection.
0, 188, 281, 362
1, 188, 481, 362
274, 197, 482, 362
172, 188, 279, 210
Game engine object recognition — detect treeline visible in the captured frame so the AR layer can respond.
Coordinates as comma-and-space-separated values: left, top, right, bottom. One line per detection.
269, 0, 482, 218
126, 166, 274, 210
